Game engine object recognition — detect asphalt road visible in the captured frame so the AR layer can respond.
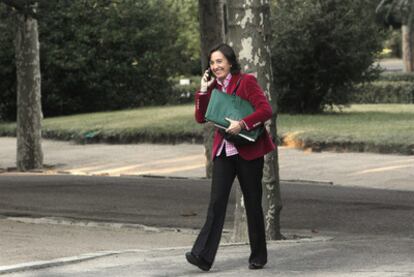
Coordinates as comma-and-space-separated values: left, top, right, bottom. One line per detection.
1, 175, 413, 237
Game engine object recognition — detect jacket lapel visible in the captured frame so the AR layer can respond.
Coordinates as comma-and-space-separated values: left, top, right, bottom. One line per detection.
226, 73, 241, 95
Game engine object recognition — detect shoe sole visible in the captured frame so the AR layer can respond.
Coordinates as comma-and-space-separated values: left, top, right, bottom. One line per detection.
185, 254, 210, 271
249, 264, 265, 270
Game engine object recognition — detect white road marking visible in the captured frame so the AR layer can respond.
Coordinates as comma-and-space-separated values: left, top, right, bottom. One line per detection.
352, 163, 414, 175
66, 155, 204, 176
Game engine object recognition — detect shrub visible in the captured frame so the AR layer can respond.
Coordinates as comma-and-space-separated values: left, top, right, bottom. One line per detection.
271, 0, 386, 113
0, 0, 197, 120
0, 6, 16, 122
381, 29, 402, 58
167, 76, 200, 104
378, 72, 414, 82
352, 81, 414, 104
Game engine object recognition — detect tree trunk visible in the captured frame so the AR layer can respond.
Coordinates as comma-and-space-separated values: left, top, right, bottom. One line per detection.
15, 10, 43, 171
402, 24, 414, 72
227, 0, 282, 241
198, 0, 226, 178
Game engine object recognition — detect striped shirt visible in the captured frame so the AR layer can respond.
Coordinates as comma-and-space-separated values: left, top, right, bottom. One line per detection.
216, 73, 238, 157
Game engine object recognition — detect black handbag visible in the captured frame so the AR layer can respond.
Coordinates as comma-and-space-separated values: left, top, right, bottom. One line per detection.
218, 128, 263, 146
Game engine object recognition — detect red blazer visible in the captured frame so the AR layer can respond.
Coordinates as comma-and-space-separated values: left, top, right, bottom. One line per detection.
195, 73, 276, 161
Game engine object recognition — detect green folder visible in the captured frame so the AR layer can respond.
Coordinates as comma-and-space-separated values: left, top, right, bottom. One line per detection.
205, 89, 263, 142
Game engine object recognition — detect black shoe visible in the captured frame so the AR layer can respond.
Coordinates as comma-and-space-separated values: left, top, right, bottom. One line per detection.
249, 262, 265, 270
185, 252, 211, 271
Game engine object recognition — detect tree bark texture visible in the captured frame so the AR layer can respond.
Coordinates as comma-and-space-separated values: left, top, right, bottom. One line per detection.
227, 0, 282, 241
402, 24, 414, 72
198, 0, 226, 178
400, 0, 414, 73
15, 11, 43, 171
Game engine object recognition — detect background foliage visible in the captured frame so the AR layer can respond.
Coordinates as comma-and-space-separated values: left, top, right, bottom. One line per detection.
0, 0, 199, 121
352, 72, 414, 104
0, 0, 400, 121
0, 5, 16, 121
271, 0, 386, 113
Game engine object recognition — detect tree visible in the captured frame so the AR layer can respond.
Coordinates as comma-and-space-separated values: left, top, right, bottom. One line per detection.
0, 5, 16, 122
272, 0, 385, 113
198, 0, 226, 178
226, 0, 282, 241
377, 0, 414, 72
0, 0, 43, 171
166, 0, 201, 75
38, 0, 185, 116
1, 0, 199, 120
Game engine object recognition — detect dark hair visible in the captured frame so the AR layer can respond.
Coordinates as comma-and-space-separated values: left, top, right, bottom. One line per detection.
208, 43, 241, 74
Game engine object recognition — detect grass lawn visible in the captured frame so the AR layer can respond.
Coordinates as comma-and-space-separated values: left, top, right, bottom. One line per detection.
0, 105, 204, 143
278, 104, 414, 153
0, 104, 413, 154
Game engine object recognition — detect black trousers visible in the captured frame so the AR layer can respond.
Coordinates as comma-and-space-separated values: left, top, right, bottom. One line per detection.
191, 153, 267, 265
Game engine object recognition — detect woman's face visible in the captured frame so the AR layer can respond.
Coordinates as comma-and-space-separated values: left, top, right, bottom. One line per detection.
210, 51, 232, 81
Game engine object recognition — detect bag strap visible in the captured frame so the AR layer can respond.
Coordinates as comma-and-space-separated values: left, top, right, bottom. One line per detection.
231, 76, 243, 96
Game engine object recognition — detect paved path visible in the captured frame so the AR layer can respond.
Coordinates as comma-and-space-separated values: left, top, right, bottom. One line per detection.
3, 235, 414, 276
1, 174, 414, 275
1, 137, 414, 276
1, 137, 413, 191
377, 58, 404, 72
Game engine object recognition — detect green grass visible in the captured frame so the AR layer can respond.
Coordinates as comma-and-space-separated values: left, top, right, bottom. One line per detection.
1, 104, 413, 153
278, 104, 414, 146
41, 105, 202, 136
0, 105, 204, 143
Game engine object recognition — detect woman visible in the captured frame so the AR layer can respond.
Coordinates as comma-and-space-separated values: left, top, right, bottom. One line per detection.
185, 43, 275, 271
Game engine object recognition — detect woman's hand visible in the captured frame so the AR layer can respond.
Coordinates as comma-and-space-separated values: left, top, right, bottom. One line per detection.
200, 69, 215, 92
225, 118, 243, 135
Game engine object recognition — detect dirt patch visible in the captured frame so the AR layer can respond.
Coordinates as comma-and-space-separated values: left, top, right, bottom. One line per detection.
281, 134, 414, 155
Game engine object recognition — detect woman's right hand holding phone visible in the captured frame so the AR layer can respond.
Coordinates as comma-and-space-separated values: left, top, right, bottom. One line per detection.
200, 69, 215, 92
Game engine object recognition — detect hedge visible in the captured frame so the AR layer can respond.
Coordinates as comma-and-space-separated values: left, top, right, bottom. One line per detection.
167, 76, 199, 104
378, 72, 414, 82
352, 81, 414, 104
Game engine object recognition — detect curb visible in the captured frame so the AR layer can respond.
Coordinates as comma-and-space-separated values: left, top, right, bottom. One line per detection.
5, 216, 200, 235
0, 236, 332, 275
0, 250, 145, 275
1, 171, 335, 189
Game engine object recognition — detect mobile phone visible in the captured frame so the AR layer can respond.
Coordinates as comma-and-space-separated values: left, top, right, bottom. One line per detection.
206, 67, 212, 81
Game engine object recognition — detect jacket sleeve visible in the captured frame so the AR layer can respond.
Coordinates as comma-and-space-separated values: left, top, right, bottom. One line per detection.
240, 74, 272, 130
194, 89, 211, 123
